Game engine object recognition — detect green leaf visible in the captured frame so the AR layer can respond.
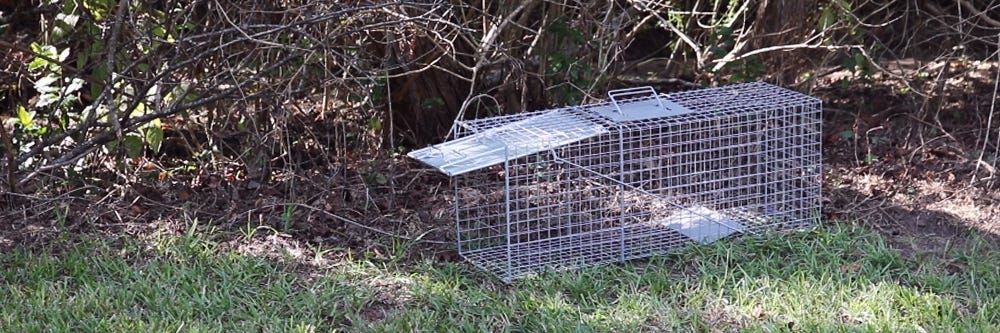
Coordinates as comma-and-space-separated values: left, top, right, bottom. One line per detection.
28, 57, 49, 71
164, 82, 193, 106
52, 13, 80, 41
83, 0, 112, 21
16, 105, 33, 127
36, 93, 58, 108
29, 42, 47, 54
79, 39, 104, 69
854, 52, 866, 70
420, 97, 445, 108
33, 75, 59, 93
145, 118, 164, 153
152, 26, 167, 38
131, 102, 147, 117
28, 43, 58, 71
367, 117, 381, 131
818, 6, 836, 31
105, 137, 119, 150
842, 56, 857, 71
151, 26, 175, 43
123, 135, 144, 159
835, 0, 852, 11
366, 172, 387, 185
65, 78, 85, 95
57, 47, 70, 62
709, 45, 727, 58
90, 63, 109, 98
840, 129, 854, 140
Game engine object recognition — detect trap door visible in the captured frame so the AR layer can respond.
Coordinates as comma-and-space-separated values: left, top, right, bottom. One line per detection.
654, 205, 747, 244
408, 108, 610, 176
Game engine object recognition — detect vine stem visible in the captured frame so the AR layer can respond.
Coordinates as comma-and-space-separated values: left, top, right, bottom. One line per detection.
971, 33, 1000, 185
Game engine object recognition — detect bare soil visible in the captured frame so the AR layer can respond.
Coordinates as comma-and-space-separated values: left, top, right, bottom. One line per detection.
818, 60, 1000, 256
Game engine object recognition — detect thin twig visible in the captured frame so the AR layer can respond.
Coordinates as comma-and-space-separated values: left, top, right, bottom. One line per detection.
629, 0, 705, 69
957, 0, 1000, 28
105, 0, 130, 137
972, 34, 1000, 185
235, 203, 448, 245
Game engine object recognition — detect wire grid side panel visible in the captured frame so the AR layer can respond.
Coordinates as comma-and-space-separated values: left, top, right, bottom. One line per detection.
585, 110, 770, 249
662, 82, 822, 233
453, 166, 507, 257
454, 147, 628, 281
760, 101, 823, 231
555, 127, 698, 262
664, 82, 808, 113
667, 112, 767, 205
454, 110, 553, 138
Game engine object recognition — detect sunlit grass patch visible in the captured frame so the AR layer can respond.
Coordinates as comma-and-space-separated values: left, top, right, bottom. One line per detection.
0, 223, 997, 332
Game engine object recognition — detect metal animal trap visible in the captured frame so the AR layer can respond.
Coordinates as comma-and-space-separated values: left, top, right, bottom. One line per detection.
409, 82, 822, 282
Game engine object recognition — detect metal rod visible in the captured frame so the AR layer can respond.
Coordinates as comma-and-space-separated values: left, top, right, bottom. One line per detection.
454, 178, 462, 254
617, 125, 627, 262
503, 145, 513, 283
607, 86, 664, 116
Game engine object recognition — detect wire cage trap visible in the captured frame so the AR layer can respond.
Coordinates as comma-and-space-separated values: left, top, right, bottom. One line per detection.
408, 82, 822, 283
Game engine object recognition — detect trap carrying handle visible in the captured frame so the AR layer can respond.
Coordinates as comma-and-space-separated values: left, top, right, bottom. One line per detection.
607, 86, 664, 116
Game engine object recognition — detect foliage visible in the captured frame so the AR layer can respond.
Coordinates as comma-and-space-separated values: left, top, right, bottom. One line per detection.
2, 0, 999, 193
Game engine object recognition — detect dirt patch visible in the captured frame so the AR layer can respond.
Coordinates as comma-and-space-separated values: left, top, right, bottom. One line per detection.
819, 60, 1000, 256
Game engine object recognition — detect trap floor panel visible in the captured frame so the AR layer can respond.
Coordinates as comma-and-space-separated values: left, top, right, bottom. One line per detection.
460, 206, 759, 281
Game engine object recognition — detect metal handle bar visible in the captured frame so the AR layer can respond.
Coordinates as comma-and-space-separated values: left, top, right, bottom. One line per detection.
607, 86, 664, 116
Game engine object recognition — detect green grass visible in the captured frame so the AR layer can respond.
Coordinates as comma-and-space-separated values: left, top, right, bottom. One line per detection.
1, 223, 998, 332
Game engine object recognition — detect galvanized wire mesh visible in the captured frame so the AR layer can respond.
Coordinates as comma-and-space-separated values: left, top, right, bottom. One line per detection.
413, 82, 822, 282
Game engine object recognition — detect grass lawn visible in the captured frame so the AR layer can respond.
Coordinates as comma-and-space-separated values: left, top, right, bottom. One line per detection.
1, 222, 998, 332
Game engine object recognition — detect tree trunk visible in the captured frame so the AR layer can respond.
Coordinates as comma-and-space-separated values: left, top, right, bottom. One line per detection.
387, 36, 473, 145
751, 0, 820, 84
